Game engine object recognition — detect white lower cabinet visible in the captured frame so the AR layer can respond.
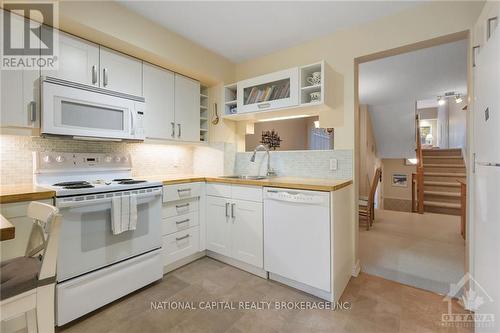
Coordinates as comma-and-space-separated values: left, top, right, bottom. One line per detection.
206, 184, 263, 269
161, 183, 205, 269
163, 226, 200, 266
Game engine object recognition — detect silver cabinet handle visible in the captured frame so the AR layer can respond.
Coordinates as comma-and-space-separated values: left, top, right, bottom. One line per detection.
231, 203, 236, 219
29, 101, 36, 122
176, 234, 190, 241
92, 65, 97, 85
176, 219, 190, 225
225, 202, 230, 217
177, 188, 191, 193
171, 122, 175, 138
258, 103, 271, 109
177, 123, 181, 138
176, 203, 190, 209
103, 68, 108, 87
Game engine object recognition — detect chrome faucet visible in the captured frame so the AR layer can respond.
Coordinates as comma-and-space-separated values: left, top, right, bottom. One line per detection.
250, 144, 276, 177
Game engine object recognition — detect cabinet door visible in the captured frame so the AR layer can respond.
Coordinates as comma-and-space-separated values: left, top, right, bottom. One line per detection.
100, 47, 143, 96
230, 199, 263, 268
206, 196, 231, 257
42, 29, 99, 86
143, 63, 175, 140
174, 74, 200, 142
1, 14, 39, 128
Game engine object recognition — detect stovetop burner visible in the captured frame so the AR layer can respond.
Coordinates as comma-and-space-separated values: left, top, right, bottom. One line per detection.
53, 181, 90, 187
63, 184, 95, 189
118, 180, 147, 185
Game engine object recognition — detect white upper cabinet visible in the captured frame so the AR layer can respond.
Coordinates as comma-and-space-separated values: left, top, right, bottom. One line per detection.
143, 63, 175, 140
174, 74, 200, 142
99, 47, 143, 96
42, 29, 99, 86
1, 13, 39, 128
237, 67, 299, 114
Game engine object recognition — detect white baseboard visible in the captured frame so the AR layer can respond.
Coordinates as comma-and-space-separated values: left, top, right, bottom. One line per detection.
163, 251, 206, 274
352, 259, 361, 277
206, 250, 268, 279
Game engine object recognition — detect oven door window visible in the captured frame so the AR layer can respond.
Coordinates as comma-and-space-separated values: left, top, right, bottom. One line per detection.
60, 101, 124, 130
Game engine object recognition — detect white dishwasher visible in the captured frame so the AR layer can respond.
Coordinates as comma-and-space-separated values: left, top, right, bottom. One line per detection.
263, 187, 331, 297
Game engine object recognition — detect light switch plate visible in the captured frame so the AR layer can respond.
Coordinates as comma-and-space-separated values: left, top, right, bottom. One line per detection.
330, 159, 338, 171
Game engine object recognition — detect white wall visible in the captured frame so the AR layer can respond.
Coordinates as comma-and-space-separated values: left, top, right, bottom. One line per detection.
448, 98, 467, 149
369, 101, 416, 159
437, 103, 450, 148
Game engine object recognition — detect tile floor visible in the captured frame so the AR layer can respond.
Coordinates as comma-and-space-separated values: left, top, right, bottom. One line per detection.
57, 257, 472, 333
360, 209, 465, 294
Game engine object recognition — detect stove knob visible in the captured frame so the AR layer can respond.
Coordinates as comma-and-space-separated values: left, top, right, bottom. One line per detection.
43, 155, 53, 163
104, 155, 113, 163
56, 155, 65, 163
114, 156, 121, 163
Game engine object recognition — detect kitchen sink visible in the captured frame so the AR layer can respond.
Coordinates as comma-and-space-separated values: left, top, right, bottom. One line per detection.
219, 175, 269, 180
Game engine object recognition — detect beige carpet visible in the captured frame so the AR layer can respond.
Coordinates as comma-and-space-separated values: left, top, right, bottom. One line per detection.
359, 209, 465, 295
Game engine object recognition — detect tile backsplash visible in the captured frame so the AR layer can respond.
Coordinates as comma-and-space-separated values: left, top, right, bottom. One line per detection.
234, 149, 353, 179
0, 135, 195, 185
0, 135, 352, 185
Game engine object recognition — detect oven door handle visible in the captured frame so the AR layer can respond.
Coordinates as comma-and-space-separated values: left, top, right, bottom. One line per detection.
57, 190, 161, 208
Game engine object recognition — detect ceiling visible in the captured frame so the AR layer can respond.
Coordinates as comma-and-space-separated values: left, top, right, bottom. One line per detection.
359, 39, 468, 106
119, 1, 418, 63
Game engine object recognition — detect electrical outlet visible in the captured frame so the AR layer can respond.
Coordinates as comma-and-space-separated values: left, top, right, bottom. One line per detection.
330, 159, 338, 171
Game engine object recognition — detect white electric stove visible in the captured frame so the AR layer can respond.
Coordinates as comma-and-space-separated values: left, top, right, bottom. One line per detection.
34, 152, 164, 326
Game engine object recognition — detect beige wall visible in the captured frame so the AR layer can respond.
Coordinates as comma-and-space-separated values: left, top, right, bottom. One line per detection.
359, 105, 380, 197
57, 1, 235, 85
418, 107, 438, 120
381, 158, 415, 212
235, 1, 484, 150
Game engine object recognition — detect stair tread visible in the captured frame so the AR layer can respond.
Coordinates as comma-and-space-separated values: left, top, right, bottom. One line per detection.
424, 181, 461, 187
424, 201, 461, 208
424, 172, 466, 176
422, 148, 461, 152
423, 164, 465, 168
424, 191, 461, 197
423, 156, 463, 159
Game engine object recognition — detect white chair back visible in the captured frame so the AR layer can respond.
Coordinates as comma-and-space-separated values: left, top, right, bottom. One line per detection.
26, 202, 62, 281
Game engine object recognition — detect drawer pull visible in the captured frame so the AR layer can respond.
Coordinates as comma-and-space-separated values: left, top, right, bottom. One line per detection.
176, 219, 190, 225
258, 103, 271, 109
176, 234, 190, 241
178, 188, 191, 193
176, 203, 190, 209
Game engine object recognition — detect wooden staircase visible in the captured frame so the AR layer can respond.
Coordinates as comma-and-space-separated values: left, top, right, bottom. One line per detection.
422, 148, 465, 216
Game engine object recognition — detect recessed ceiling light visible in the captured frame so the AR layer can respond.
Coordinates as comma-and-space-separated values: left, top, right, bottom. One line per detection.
437, 96, 446, 106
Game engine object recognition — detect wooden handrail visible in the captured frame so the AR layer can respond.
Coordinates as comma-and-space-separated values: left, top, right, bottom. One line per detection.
415, 114, 424, 213
458, 179, 466, 240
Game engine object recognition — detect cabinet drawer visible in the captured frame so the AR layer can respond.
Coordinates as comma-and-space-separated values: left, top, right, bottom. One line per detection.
162, 198, 199, 218
231, 185, 262, 202
206, 183, 232, 198
162, 226, 200, 266
163, 182, 203, 202
162, 211, 198, 236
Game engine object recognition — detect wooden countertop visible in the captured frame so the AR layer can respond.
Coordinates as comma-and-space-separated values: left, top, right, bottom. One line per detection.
0, 176, 352, 204
0, 184, 55, 204
0, 214, 15, 241
143, 175, 352, 192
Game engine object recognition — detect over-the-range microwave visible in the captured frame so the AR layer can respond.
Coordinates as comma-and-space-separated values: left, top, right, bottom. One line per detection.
41, 77, 145, 141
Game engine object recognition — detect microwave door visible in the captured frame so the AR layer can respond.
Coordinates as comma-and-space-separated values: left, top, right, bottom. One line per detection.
41, 80, 137, 140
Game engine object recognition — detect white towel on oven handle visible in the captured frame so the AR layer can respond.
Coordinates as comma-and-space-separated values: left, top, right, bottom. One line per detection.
111, 196, 123, 235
